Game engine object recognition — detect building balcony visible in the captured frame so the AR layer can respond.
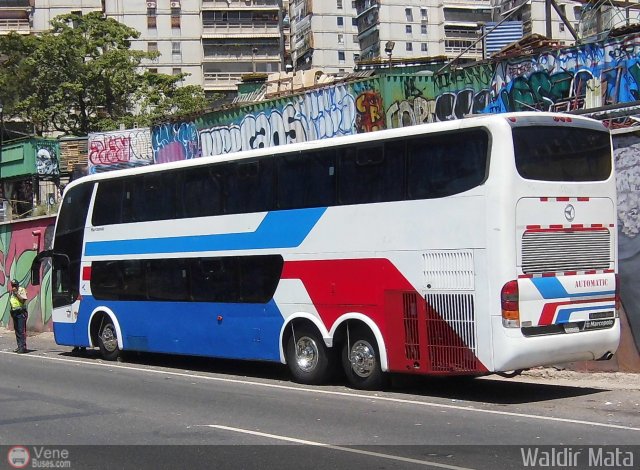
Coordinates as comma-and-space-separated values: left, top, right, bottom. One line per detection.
203, 72, 245, 91
203, 50, 280, 62
202, 21, 280, 38
202, 0, 280, 10
0, 18, 31, 35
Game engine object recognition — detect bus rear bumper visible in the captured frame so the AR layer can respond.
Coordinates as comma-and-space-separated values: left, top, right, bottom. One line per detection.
490, 316, 621, 372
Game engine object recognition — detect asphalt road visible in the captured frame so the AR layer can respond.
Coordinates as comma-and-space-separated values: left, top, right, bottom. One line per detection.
0, 330, 638, 470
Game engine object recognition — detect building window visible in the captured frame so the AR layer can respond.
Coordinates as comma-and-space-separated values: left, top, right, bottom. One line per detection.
406, 42, 413, 51
421, 43, 428, 52
172, 67, 182, 76
352, 17, 358, 26
421, 24, 427, 34
352, 1, 356, 8
406, 25, 412, 34
147, 8, 157, 29
171, 14, 181, 29
337, 0, 343, 9
148, 41, 158, 53
353, 34, 359, 43
338, 51, 345, 62
405, 8, 413, 21
559, 22, 565, 31
148, 68, 158, 74
337, 16, 344, 26
172, 41, 181, 56
353, 53, 360, 62
421, 8, 428, 20
338, 34, 344, 45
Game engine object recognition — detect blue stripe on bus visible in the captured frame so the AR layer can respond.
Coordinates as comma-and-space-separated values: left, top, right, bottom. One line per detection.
530, 277, 615, 299
84, 207, 327, 256
67, 297, 285, 360
555, 304, 616, 324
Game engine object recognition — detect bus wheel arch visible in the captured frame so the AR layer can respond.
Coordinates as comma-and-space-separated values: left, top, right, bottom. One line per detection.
282, 317, 334, 385
332, 317, 387, 390
88, 309, 123, 361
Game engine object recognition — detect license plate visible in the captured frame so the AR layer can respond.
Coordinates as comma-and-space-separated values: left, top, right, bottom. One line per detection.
563, 323, 580, 334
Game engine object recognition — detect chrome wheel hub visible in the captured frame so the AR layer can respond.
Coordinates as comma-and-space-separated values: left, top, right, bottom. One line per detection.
101, 325, 118, 352
349, 340, 376, 377
295, 336, 319, 372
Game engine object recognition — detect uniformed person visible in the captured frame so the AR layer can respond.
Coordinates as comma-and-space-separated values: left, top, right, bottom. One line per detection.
9, 279, 28, 353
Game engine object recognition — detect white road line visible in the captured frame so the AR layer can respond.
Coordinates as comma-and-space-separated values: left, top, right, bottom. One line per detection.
2, 350, 639, 432
195, 424, 476, 470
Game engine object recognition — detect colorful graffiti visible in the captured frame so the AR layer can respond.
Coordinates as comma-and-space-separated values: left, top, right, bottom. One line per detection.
152, 121, 201, 164
355, 90, 385, 132
88, 128, 153, 173
197, 84, 357, 157
485, 35, 640, 114
35, 141, 60, 176
0, 217, 55, 332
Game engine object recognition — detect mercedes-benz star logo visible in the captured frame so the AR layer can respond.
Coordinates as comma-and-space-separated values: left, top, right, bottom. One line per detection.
564, 204, 575, 222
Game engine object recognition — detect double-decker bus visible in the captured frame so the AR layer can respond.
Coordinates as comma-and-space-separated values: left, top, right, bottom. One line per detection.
32, 112, 620, 389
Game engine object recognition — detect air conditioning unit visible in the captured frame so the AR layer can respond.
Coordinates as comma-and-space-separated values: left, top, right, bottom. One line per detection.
170, 1, 181, 8
146, 1, 156, 8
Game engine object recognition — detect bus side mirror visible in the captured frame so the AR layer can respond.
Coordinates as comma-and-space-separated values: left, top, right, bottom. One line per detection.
31, 250, 53, 286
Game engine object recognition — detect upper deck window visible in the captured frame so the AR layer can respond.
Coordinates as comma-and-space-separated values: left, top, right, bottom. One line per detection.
513, 126, 611, 182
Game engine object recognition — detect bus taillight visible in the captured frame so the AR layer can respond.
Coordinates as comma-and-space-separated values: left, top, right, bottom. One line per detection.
501, 280, 520, 328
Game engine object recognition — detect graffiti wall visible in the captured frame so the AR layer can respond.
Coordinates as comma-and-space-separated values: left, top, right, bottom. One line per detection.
88, 128, 153, 173
148, 82, 382, 163
613, 132, 640, 352
0, 216, 55, 332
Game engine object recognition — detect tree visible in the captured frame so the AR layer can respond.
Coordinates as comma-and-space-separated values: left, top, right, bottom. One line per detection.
0, 12, 210, 136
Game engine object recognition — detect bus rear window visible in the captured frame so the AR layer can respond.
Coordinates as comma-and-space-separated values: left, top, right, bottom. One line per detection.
513, 126, 611, 181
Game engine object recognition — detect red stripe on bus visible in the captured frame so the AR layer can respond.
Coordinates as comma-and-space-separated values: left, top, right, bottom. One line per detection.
82, 266, 91, 281
540, 197, 548, 202
556, 197, 570, 201
577, 197, 590, 201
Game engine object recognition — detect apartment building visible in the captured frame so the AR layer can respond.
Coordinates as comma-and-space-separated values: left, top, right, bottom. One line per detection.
492, 0, 585, 45
202, 0, 283, 99
105, 0, 203, 88
289, 0, 360, 73
355, 0, 491, 63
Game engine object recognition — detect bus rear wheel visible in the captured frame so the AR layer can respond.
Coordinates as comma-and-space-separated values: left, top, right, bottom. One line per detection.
286, 325, 331, 385
342, 328, 385, 390
98, 318, 120, 361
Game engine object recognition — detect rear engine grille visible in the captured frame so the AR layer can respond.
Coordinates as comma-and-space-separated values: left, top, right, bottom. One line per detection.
425, 293, 478, 372
522, 229, 610, 274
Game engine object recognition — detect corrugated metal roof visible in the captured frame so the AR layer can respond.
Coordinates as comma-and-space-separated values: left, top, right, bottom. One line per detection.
485, 21, 524, 56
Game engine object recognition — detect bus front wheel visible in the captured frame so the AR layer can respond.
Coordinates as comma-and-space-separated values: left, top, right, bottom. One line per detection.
98, 318, 120, 361
342, 328, 385, 390
286, 325, 331, 385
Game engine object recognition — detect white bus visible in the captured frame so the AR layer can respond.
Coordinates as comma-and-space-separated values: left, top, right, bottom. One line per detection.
32, 112, 619, 389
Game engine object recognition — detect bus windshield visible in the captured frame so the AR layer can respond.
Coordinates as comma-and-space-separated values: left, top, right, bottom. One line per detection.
513, 126, 611, 182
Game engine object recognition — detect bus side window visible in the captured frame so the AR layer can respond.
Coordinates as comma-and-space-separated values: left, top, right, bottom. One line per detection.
407, 130, 488, 199
276, 150, 336, 209
92, 180, 124, 226
224, 160, 274, 214
181, 167, 223, 218
338, 142, 404, 205
190, 258, 239, 303
146, 259, 189, 301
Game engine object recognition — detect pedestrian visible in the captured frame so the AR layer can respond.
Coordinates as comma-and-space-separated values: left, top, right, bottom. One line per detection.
9, 279, 28, 354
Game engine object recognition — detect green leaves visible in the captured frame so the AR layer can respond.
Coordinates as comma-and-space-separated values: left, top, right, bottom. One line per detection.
0, 12, 210, 136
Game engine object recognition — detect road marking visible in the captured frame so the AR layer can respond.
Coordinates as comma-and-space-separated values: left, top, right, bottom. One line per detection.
195, 424, 475, 470
2, 350, 639, 432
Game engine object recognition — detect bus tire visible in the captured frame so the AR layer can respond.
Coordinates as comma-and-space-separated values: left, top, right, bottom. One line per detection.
98, 318, 121, 361
286, 324, 331, 385
342, 327, 386, 390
